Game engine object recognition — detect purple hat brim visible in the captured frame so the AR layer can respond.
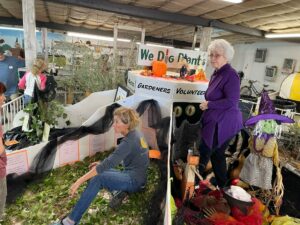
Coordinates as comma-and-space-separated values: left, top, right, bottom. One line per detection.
245, 114, 294, 126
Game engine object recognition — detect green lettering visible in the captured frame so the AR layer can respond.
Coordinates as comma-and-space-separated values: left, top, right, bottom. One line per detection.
157, 51, 165, 61
169, 55, 174, 63
177, 53, 184, 62
191, 57, 197, 65
141, 49, 150, 60
196, 55, 201, 65
149, 53, 154, 60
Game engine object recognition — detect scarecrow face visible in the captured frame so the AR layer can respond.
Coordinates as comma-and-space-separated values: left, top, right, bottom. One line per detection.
261, 119, 277, 134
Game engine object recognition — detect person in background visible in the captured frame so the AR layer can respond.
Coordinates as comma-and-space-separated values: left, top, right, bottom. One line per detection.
0, 39, 11, 52
18, 58, 47, 105
199, 39, 243, 188
13, 42, 25, 60
0, 82, 7, 221
0, 46, 25, 101
52, 107, 149, 225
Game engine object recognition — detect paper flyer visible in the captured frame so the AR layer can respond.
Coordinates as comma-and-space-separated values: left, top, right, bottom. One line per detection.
6, 150, 29, 175
58, 140, 79, 166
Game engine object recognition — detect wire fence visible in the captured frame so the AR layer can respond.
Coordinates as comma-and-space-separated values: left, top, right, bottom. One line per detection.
0, 95, 24, 133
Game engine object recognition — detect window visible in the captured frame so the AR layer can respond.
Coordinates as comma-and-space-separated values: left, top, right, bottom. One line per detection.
282, 58, 296, 74
254, 48, 267, 62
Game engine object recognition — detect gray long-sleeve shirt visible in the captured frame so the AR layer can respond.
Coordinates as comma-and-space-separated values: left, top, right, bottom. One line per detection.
96, 129, 149, 185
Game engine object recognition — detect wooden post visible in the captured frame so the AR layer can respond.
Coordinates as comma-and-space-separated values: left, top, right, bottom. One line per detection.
22, 0, 37, 69
199, 27, 213, 51
113, 24, 118, 60
41, 27, 48, 63
141, 28, 145, 44
192, 26, 199, 50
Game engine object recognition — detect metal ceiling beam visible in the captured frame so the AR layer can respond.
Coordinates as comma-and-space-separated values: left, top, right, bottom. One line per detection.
0, 16, 113, 36
45, 0, 264, 37
0, 16, 195, 48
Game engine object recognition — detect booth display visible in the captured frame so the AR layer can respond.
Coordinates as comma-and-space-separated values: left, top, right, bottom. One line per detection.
3, 42, 300, 224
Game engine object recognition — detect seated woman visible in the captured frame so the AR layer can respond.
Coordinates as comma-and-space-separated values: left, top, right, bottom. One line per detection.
18, 58, 47, 105
52, 107, 149, 225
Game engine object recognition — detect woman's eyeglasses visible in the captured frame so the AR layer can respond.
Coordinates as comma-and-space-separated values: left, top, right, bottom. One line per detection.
208, 54, 223, 58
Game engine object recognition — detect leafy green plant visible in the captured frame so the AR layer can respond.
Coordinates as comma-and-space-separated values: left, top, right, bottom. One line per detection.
48, 55, 67, 68
3, 151, 161, 225
22, 100, 69, 144
53, 41, 139, 95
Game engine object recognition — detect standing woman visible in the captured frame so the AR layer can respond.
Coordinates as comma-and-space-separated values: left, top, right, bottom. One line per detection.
199, 39, 243, 188
52, 107, 149, 225
0, 82, 7, 221
18, 58, 47, 105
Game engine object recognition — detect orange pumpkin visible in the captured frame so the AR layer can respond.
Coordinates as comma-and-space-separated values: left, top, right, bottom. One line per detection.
152, 60, 167, 77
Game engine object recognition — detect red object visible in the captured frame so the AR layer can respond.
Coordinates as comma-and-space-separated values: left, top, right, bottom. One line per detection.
231, 179, 240, 185
231, 198, 263, 225
186, 75, 195, 82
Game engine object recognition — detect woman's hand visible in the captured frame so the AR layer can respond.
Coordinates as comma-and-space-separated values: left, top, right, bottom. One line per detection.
70, 178, 83, 197
89, 161, 100, 170
200, 101, 209, 111
69, 167, 98, 197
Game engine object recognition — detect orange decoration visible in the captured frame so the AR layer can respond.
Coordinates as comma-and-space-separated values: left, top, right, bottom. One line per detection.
195, 70, 208, 81
149, 149, 161, 159
152, 60, 167, 77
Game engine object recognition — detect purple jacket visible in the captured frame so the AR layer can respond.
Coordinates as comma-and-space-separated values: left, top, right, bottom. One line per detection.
202, 63, 243, 149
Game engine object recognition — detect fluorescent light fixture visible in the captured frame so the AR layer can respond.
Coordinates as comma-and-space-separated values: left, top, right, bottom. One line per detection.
265, 33, 300, 38
0, 26, 24, 31
0, 26, 39, 32
146, 43, 174, 48
67, 32, 131, 42
222, 0, 243, 3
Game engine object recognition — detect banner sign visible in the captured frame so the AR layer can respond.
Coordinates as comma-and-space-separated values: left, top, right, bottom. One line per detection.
127, 71, 208, 101
137, 44, 208, 69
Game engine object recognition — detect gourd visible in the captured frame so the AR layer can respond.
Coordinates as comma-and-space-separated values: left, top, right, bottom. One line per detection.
152, 60, 167, 77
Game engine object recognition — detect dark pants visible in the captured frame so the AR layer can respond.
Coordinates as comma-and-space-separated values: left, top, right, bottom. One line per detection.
199, 135, 230, 188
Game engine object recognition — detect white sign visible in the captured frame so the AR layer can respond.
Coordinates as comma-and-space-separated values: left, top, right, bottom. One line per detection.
127, 74, 136, 93
137, 44, 208, 69
7, 150, 29, 175
59, 140, 79, 166
127, 71, 208, 102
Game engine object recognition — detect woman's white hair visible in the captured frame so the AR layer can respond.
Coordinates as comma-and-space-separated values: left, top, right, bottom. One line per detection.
208, 39, 235, 62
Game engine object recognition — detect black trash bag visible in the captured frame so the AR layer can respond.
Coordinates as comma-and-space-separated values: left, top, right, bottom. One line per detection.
3, 126, 31, 151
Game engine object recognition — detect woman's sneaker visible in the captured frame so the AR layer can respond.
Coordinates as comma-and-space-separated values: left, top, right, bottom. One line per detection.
109, 191, 128, 209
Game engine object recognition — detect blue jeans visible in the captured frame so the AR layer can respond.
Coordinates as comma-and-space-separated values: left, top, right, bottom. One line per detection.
69, 169, 142, 223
